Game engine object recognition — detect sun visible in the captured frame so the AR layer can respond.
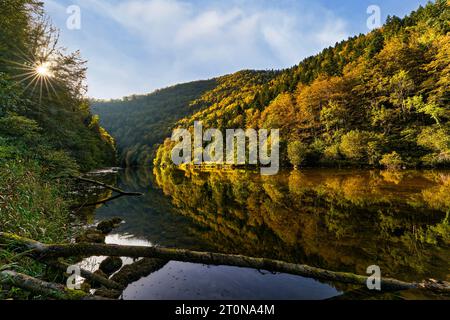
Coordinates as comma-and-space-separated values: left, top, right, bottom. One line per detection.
4, 50, 59, 102
35, 62, 53, 78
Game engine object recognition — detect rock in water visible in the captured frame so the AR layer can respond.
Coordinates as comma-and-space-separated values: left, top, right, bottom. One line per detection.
111, 258, 168, 286
75, 229, 105, 243
96, 217, 123, 234
99, 257, 123, 276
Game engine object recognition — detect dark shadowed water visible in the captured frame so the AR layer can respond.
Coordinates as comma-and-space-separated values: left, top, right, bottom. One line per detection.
79, 167, 450, 300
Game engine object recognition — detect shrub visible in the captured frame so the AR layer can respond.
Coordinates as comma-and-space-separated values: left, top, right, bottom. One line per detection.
340, 131, 367, 160
417, 126, 450, 166
0, 73, 24, 116
0, 113, 41, 139
323, 143, 341, 161
380, 151, 404, 170
40, 150, 79, 178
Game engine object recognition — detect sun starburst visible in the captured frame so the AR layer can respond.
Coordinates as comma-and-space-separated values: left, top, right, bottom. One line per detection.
35, 62, 53, 78
9, 57, 59, 103
1, 45, 60, 103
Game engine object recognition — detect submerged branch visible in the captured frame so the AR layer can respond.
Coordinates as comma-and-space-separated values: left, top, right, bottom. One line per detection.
72, 175, 143, 196
70, 194, 126, 210
82, 194, 125, 207
2, 232, 448, 293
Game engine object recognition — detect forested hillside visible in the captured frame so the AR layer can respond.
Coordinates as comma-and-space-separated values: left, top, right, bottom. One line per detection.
94, 0, 449, 169
92, 79, 218, 166
155, 0, 449, 169
0, 1, 116, 172
93, 70, 279, 166
0, 1, 115, 245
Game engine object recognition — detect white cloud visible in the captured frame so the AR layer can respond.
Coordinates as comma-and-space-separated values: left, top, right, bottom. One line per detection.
99, 0, 348, 64
44, 0, 350, 98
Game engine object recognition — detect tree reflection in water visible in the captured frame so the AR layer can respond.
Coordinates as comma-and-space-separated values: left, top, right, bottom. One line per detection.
152, 167, 449, 284
88, 167, 449, 296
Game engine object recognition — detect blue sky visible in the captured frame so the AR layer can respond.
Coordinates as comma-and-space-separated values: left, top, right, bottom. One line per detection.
43, 0, 430, 99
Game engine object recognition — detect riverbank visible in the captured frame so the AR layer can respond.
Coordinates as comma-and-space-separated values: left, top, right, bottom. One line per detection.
0, 160, 74, 299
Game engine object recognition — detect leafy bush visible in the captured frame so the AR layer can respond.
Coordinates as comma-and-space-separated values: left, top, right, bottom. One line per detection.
380, 151, 404, 170
0, 113, 41, 139
40, 150, 79, 178
323, 143, 341, 161
0, 73, 25, 116
417, 126, 450, 166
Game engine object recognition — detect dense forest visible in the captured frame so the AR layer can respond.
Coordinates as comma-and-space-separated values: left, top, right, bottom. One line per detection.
94, 0, 449, 169
92, 79, 218, 166
92, 70, 279, 166
0, 0, 115, 285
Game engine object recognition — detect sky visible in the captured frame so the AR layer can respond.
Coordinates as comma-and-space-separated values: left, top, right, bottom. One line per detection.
43, 0, 430, 99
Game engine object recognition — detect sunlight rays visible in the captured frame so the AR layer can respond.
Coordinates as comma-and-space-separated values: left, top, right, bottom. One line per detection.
1, 47, 59, 103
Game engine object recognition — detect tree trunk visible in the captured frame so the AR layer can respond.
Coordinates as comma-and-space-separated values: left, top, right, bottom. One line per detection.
2, 232, 448, 293
0, 270, 103, 300
47, 260, 125, 291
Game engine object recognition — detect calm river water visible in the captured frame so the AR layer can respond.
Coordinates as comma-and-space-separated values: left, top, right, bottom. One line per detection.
79, 167, 450, 300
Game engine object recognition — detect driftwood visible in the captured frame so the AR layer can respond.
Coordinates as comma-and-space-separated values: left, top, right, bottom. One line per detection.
0, 270, 104, 300
47, 260, 124, 291
110, 258, 168, 286
1, 232, 448, 294
81, 194, 125, 207
72, 175, 143, 196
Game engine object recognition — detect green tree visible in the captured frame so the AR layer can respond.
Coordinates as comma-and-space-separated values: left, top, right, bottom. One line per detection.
406, 95, 448, 125
340, 130, 382, 164
320, 101, 347, 132
287, 141, 308, 168
389, 70, 415, 115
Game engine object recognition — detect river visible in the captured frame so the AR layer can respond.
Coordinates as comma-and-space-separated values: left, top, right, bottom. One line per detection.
77, 167, 450, 300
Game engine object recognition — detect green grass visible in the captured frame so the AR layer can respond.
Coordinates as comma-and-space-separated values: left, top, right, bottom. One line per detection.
0, 160, 72, 243
0, 159, 74, 299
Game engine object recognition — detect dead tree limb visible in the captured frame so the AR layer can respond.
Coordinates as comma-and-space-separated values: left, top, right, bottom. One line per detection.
47, 260, 125, 291
0, 270, 104, 300
111, 258, 168, 286
72, 176, 143, 196
83, 194, 125, 207
70, 194, 125, 211
2, 232, 448, 293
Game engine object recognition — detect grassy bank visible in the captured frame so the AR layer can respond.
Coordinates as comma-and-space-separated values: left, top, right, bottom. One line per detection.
0, 160, 73, 299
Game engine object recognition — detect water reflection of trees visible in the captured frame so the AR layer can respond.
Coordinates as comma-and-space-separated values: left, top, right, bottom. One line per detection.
154, 167, 450, 282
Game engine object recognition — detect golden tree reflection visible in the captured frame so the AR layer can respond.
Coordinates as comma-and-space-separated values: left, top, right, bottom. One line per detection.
153, 167, 450, 282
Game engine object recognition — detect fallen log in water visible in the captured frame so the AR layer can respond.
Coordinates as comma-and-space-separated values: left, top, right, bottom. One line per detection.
1, 232, 448, 294
0, 270, 104, 300
110, 258, 168, 286
71, 175, 143, 196
47, 260, 125, 291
